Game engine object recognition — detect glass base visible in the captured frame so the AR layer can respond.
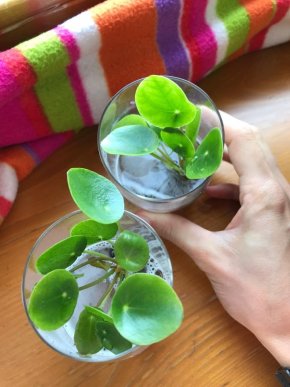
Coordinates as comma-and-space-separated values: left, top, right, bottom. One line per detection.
114, 154, 202, 200
22, 211, 173, 362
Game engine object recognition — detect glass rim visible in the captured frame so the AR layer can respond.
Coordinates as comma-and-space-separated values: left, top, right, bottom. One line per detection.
21, 209, 172, 362
97, 75, 224, 203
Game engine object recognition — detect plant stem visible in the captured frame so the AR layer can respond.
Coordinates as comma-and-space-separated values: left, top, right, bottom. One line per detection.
157, 146, 173, 163
78, 268, 115, 291
70, 257, 108, 272
107, 239, 115, 246
84, 250, 115, 262
90, 261, 114, 271
96, 271, 121, 309
73, 273, 84, 279
152, 151, 184, 175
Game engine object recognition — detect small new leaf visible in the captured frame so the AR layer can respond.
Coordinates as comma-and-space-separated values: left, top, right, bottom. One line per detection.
185, 127, 223, 179
96, 321, 132, 354
114, 231, 149, 272
70, 220, 118, 244
74, 309, 103, 355
36, 236, 87, 274
161, 128, 195, 159
85, 306, 113, 323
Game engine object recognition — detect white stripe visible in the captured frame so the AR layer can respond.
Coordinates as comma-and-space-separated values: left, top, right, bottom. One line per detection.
0, 162, 18, 202
205, 0, 229, 66
263, 7, 290, 48
62, 12, 110, 123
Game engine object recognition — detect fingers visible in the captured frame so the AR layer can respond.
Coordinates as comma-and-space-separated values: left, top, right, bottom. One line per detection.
220, 111, 290, 192
138, 211, 220, 272
219, 111, 272, 182
206, 183, 240, 201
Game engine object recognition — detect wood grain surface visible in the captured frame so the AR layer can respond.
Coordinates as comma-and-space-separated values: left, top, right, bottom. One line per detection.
1, 42, 290, 387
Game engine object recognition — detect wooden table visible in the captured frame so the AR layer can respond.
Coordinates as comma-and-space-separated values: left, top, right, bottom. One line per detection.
1, 42, 290, 387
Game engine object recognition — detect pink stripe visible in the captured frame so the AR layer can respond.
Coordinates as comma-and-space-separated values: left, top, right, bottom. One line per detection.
0, 60, 21, 106
0, 196, 13, 218
56, 27, 93, 126
0, 97, 38, 147
182, 0, 217, 81
67, 64, 94, 126
193, 1, 217, 79
55, 26, 80, 61
0, 48, 36, 108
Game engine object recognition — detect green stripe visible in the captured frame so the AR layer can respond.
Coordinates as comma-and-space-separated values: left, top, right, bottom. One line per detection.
19, 31, 83, 132
216, 0, 250, 56
18, 31, 70, 78
35, 73, 83, 132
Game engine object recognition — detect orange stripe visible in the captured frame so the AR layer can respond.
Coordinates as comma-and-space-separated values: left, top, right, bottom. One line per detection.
90, 0, 165, 95
0, 147, 36, 180
240, 0, 275, 40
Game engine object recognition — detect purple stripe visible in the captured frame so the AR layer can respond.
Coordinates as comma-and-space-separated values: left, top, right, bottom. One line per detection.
21, 143, 41, 165
55, 27, 94, 126
156, 0, 190, 79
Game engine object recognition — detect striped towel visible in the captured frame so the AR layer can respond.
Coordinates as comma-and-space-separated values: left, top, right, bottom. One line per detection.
1, 0, 290, 224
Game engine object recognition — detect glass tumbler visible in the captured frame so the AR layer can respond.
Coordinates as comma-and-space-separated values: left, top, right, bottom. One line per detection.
98, 76, 224, 213
22, 210, 173, 362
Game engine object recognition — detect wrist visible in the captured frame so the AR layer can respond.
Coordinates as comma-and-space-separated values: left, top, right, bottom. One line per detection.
256, 333, 290, 367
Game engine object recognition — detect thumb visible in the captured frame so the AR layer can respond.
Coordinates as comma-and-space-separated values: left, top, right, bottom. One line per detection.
138, 211, 219, 272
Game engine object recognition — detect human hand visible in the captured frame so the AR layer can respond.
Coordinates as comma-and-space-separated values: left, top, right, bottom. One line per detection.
139, 112, 290, 366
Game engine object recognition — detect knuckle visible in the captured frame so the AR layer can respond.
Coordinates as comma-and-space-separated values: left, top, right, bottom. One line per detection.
247, 180, 286, 213
241, 124, 260, 140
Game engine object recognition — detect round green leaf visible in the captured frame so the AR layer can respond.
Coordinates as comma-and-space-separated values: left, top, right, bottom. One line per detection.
67, 168, 124, 224
113, 114, 148, 129
185, 127, 223, 179
70, 220, 118, 244
114, 231, 149, 272
111, 273, 183, 345
185, 105, 201, 144
36, 236, 87, 274
96, 321, 132, 354
28, 269, 79, 331
101, 125, 160, 156
161, 128, 195, 159
135, 75, 196, 128
85, 306, 113, 323
74, 309, 103, 355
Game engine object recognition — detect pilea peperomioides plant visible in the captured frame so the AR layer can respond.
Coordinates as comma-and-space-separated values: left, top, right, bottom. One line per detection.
28, 168, 183, 356
101, 75, 223, 180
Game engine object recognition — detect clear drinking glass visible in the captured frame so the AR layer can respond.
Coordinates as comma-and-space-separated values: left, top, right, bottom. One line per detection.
22, 210, 173, 362
98, 76, 224, 213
